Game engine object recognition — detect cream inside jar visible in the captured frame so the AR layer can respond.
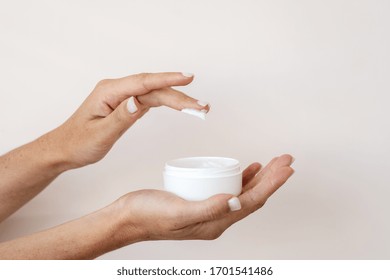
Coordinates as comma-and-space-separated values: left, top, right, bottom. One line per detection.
163, 157, 242, 201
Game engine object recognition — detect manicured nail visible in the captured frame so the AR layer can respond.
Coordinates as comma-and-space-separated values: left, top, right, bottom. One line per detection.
127, 96, 138, 114
291, 157, 295, 165
181, 108, 206, 120
197, 100, 209, 107
182, 72, 194, 78
228, 197, 241, 212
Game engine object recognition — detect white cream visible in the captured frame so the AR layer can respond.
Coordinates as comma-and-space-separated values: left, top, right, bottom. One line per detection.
163, 157, 242, 201
181, 108, 207, 120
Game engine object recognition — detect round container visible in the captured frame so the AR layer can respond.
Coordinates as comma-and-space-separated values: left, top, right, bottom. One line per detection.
163, 157, 242, 201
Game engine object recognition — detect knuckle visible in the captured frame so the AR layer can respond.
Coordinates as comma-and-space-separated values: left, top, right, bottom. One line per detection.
247, 190, 266, 211
135, 72, 151, 91
247, 191, 258, 206
136, 72, 149, 79
95, 79, 114, 93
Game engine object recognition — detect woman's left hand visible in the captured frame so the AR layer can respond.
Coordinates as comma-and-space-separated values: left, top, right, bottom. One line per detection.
107, 155, 294, 246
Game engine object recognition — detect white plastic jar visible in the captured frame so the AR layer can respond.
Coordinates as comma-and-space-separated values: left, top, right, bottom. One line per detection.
163, 157, 242, 201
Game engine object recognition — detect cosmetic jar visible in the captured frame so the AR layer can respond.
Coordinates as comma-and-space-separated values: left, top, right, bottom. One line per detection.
163, 157, 242, 201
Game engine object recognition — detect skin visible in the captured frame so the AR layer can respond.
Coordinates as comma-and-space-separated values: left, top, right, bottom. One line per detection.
0, 72, 294, 259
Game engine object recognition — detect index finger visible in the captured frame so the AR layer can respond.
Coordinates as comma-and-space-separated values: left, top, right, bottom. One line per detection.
100, 72, 194, 105
94, 72, 194, 113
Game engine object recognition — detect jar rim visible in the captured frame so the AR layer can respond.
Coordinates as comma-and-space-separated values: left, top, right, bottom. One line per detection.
164, 157, 240, 176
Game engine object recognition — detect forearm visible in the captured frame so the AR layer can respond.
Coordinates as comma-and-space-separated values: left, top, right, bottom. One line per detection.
0, 130, 71, 222
0, 205, 139, 259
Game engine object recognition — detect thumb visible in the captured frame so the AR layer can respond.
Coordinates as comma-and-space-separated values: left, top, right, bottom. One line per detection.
185, 194, 242, 224
102, 96, 148, 137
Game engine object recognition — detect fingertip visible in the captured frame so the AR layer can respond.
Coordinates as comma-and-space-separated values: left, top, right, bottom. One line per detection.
179, 72, 195, 85
280, 153, 293, 160
181, 72, 194, 78
283, 154, 294, 164
251, 162, 262, 171
246, 162, 262, 177
243, 162, 261, 179
181, 98, 211, 119
181, 108, 207, 120
274, 154, 294, 168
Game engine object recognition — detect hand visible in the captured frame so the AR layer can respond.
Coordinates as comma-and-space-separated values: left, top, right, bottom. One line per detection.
45, 72, 209, 169
0, 154, 294, 259
108, 154, 294, 246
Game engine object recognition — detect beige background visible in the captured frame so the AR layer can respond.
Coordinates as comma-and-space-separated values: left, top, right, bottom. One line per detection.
0, 0, 389, 259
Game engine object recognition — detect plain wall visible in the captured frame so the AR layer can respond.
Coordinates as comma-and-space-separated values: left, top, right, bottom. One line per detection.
0, 0, 389, 259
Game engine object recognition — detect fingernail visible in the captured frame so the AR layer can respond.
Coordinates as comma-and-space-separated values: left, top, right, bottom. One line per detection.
127, 96, 138, 114
182, 72, 194, 78
197, 100, 209, 107
228, 197, 241, 212
181, 108, 206, 120
291, 157, 295, 165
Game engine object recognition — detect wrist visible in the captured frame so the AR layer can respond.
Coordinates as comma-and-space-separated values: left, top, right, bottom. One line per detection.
36, 127, 78, 173
103, 200, 146, 249
68, 201, 146, 259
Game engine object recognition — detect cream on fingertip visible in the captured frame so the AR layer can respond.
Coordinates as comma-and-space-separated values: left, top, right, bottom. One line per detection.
181, 108, 206, 120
